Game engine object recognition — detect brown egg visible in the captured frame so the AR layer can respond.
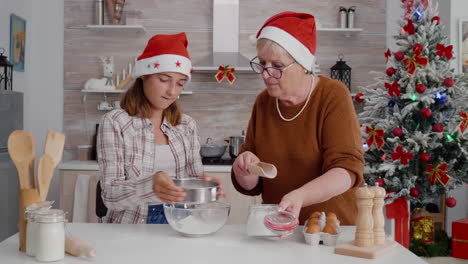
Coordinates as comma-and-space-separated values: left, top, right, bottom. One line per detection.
309, 211, 321, 219
306, 224, 321, 234
307, 218, 319, 225
326, 212, 337, 220
323, 224, 337, 235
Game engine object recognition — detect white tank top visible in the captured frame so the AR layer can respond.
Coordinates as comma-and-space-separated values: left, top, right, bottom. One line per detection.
153, 145, 176, 177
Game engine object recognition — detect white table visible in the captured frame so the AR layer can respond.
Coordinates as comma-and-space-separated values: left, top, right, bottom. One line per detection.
0, 224, 426, 264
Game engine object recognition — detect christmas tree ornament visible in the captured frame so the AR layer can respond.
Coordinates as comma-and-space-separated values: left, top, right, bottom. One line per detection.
419, 153, 430, 163
375, 178, 385, 187
410, 187, 420, 197
432, 123, 443, 132
444, 132, 455, 142
445, 197, 456, 208
404, 44, 429, 75
443, 77, 454, 87
385, 48, 392, 63
434, 92, 448, 104
426, 163, 451, 186
385, 81, 401, 97
436, 44, 453, 60
391, 146, 414, 165
395, 51, 405, 61
431, 16, 440, 25
459, 110, 468, 135
215, 65, 236, 84
421, 108, 432, 118
386, 67, 396, 76
355, 93, 364, 102
410, 93, 418, 101
416, 84, 426, 93
381, 154, 387, 161
365, 126, 385, 150
387, 101, 396, 108
403, 19, 416, 35
393, 127, 404, 137
410, 208, 434, 243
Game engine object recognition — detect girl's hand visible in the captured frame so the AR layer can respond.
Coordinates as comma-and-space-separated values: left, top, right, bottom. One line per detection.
199, 173, 226, 199
153, 171, 186, 204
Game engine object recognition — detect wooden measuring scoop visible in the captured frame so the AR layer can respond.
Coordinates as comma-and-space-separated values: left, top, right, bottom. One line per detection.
37, 153, 55, 201
248, 162, 277, 179
7, 130, 36, 189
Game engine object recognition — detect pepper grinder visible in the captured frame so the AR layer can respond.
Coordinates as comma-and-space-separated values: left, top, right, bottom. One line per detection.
339, 7, 347, 28
354, 184, 375, 247
370, 183, 386, 245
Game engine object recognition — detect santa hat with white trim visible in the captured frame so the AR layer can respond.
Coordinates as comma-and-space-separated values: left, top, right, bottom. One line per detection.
133, 32, 193, 80
256, 11, 317, 73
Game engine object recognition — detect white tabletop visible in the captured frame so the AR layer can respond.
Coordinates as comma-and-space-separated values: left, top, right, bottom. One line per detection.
0, 224, 426, 264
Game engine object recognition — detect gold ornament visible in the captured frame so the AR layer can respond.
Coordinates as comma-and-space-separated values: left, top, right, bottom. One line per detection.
410, 208, 434, 243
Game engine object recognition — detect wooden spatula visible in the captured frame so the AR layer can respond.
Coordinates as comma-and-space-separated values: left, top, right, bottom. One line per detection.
7, 130, 36, 189
44, 130, 65, 167
248, 162, 277, 179
37, 153, 55, 201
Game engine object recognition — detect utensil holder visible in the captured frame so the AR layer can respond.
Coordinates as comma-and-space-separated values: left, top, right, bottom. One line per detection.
19, 189, 41, 252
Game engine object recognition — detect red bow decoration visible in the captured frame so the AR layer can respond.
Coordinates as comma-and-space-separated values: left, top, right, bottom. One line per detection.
366, 126, 385, 150
385, 48, 392, 63
403, 19, 415, 35
426, 163, 451, 186
404, 44, 428, 75
391, 146, 414, 165
436, 43, 453, 60
215, 65, 236, 84
459, 110, 468, 135
385, 81, 401, 97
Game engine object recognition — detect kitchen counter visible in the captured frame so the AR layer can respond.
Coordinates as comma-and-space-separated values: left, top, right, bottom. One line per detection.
0, 224, 425, 264
59, 160, 232, 173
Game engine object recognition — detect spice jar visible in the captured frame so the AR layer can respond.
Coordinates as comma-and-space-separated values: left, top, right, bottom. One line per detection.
35, 209, 66, 262
25, 201, 53, 257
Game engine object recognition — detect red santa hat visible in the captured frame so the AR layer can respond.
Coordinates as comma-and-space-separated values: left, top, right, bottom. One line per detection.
256, 11, 317, 72
133, 32, 193, 80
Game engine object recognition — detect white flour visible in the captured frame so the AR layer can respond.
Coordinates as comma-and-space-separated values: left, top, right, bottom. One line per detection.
246, 208, 277, 236
176, 215, 223, 235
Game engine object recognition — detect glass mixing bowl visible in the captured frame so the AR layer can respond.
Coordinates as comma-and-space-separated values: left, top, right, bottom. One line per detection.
163, 201, 230, 237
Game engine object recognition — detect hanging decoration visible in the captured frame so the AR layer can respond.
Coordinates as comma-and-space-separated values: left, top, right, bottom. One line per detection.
215, 65, 236, 84
403, 44, 428, 74
365, 126, 385, 150
459, 110, 468, 135
426, 163, 450, 186
385, 81, 401, 97
391, 146, 414, 165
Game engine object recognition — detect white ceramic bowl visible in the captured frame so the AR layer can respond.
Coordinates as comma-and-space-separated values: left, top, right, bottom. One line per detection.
164, 201, 230, 237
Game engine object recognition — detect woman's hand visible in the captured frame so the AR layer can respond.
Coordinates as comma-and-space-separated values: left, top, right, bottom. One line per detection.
233, 151, 260, 178
199, 173, 226, 199
278, 190, 305, 219
153, 171, 186, 204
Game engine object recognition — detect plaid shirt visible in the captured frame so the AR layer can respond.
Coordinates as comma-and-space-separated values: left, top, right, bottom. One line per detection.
97, 109, 204, 224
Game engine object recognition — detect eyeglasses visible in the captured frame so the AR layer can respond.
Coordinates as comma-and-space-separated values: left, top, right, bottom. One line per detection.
249, 56, 297, 79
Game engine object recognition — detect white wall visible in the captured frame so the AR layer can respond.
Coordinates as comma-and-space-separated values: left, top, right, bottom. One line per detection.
0, 0, 64, 203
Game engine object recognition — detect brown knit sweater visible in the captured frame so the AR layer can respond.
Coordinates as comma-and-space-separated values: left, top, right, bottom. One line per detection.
231, 76, 364, 225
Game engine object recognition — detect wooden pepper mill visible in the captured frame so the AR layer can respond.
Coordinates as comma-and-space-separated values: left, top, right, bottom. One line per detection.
354, 184, 375, 247
371, 183, 386, 245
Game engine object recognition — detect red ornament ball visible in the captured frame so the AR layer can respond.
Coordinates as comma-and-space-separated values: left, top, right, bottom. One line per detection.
375, 178, 385, 187
432, 123, 444, 132
416, 84, 426, 93
394, 51, 405, 61
393, 127, 404, 137
410, 188, 420, 197
355, 93, 364, 103
421, 108, 432, 118
431, 16, 441, 25
446, 197, 457, 208
386, 67, 396, 76
444, 78, 454, 87
419, 153, 430, 163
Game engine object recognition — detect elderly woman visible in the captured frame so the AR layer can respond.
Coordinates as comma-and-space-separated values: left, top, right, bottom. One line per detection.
98, 33, 224, 224
232, 12, 364, 225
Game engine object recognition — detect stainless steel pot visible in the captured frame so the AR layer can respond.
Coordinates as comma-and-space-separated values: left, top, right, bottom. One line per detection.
227, 131, 245, 159
173, 178, 219, 204
200, 138, 227, 158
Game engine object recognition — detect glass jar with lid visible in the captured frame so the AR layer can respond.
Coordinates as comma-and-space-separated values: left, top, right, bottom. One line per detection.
25, 201, 53, 257
35, 209, 66, 262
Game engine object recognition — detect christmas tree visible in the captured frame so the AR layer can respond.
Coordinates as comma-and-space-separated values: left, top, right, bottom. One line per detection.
358, 0, 468, 205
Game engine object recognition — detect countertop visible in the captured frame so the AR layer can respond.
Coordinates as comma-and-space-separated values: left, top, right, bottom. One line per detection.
59, 160, 232, 173
0, 224, 426, 264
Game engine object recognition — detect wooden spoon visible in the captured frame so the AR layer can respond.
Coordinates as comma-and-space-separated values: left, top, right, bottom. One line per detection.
37, 153, 55, 201
248, 162, 277, 179
44, 130, 65, 167
7, 130, 35, 189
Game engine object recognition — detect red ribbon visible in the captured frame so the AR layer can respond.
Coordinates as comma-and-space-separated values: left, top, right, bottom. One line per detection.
215, 65, 236, 84
402, 0, 415, 20
403, 44, 428, 75
386, 193, 410, 248
459, 110, 468, 135
426, 163, 451, 186
403, 19, 415, 35
385, 48, 392, 63
436, 43, 453, 60
385, 81, 401, 97
391, 146, 414, 165
365, 126, 385, 150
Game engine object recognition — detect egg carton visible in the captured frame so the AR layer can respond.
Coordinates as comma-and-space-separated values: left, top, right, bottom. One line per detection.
303, 218, 341, 246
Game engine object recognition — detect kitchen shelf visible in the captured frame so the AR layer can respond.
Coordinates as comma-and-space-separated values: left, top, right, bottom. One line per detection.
67, 25, 146, 34
317, 28, 363, 37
